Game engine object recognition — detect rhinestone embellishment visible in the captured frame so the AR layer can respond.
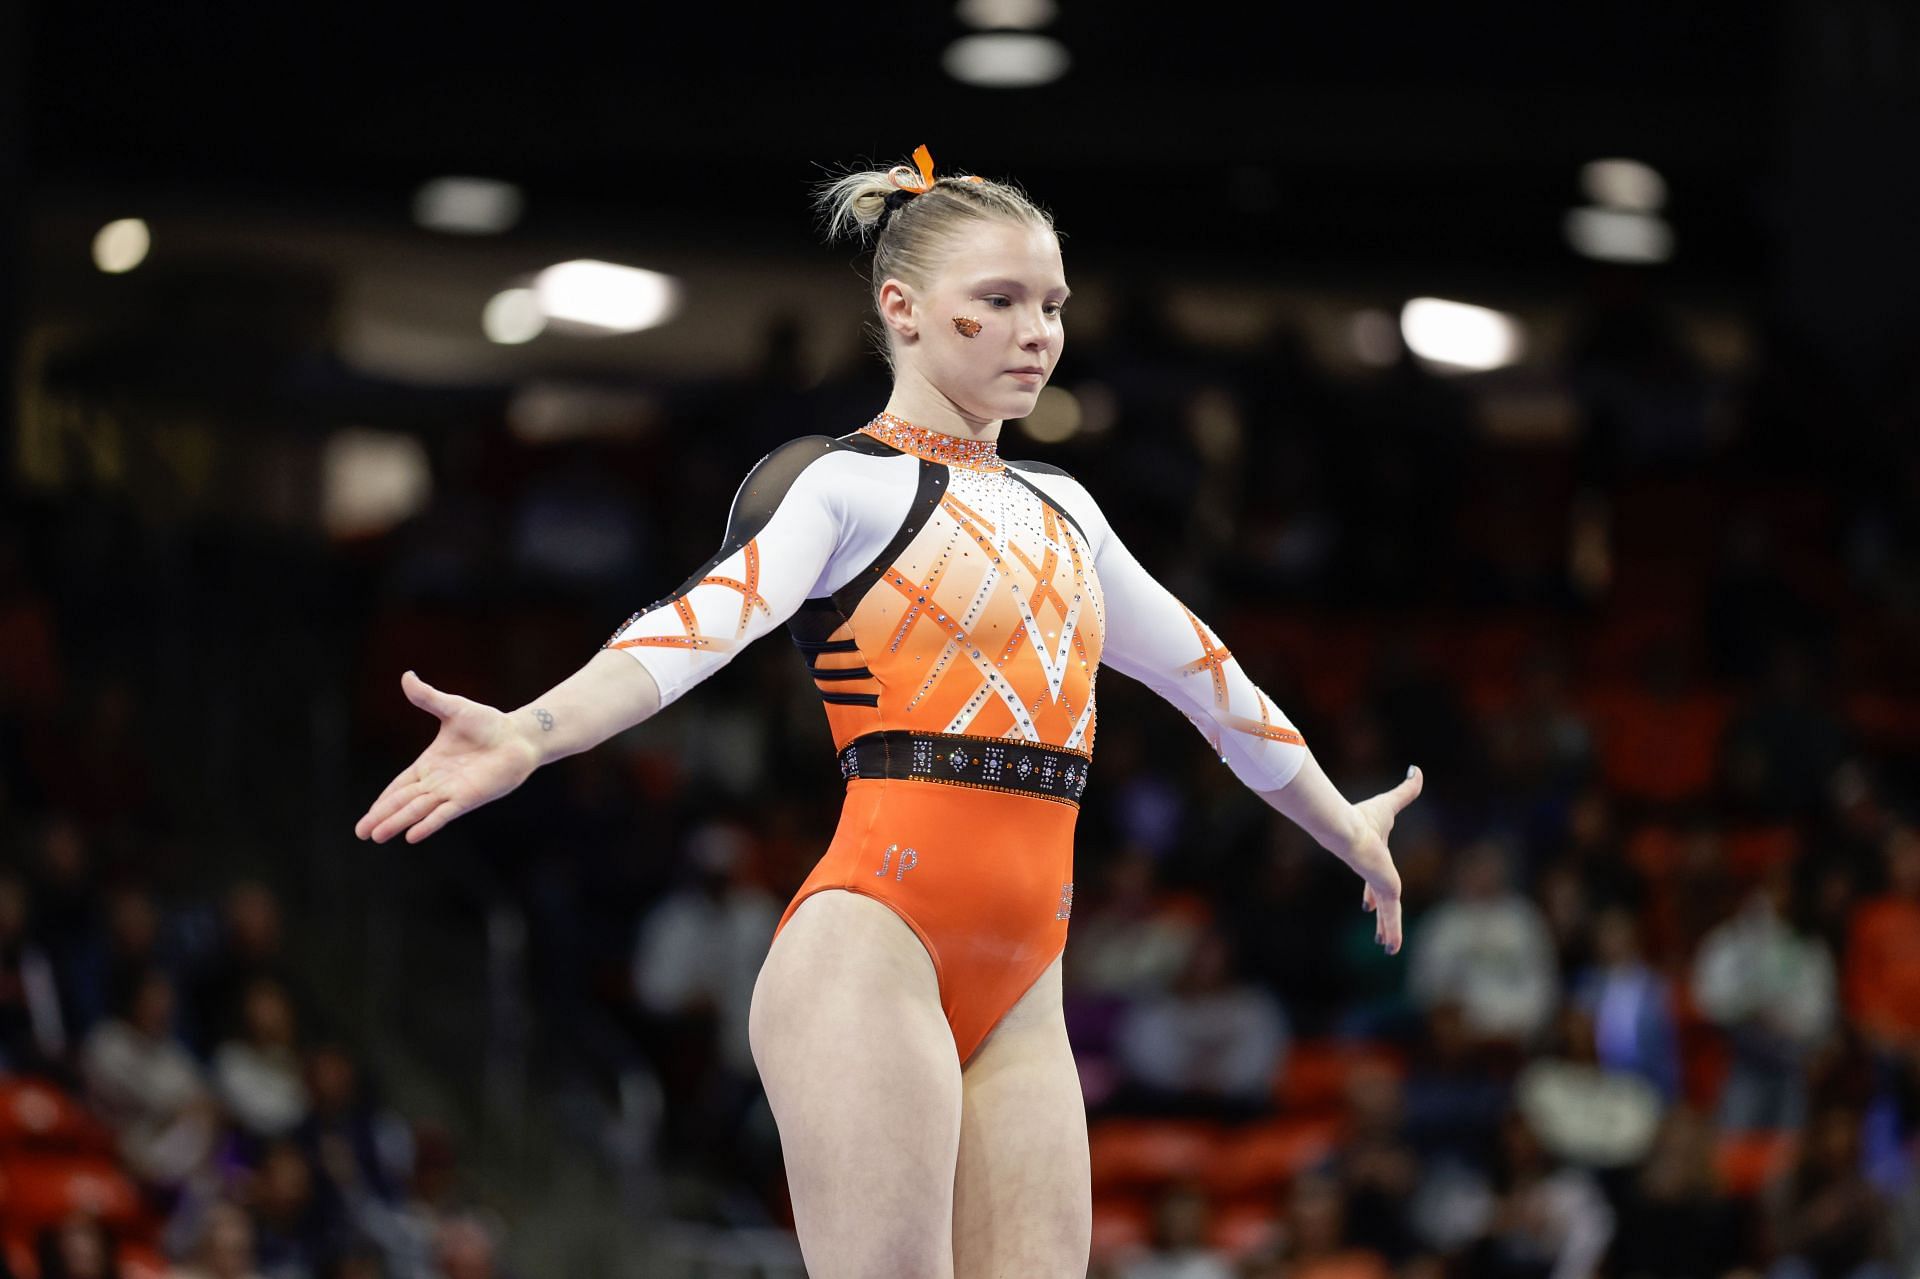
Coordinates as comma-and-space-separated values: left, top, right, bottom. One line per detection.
859, 412, 1005, 472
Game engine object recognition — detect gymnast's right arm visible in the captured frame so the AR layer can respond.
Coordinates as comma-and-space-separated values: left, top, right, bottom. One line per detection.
355, 437, 845, 845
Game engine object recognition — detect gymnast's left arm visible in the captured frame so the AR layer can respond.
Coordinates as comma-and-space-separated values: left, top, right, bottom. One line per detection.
1063, 476, 1423, 953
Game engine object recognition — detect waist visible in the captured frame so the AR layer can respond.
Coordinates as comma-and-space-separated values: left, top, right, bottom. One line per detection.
837, 730, 1091, 807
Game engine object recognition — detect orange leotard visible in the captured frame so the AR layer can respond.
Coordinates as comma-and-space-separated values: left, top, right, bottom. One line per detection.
604, 412, 1308, 1064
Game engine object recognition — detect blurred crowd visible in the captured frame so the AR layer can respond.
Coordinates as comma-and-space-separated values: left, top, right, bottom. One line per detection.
4, 268, 1920, 1278
0, 831, 510, 1279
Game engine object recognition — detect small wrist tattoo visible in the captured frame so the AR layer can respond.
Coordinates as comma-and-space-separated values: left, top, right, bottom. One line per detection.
533, 708, 555, 732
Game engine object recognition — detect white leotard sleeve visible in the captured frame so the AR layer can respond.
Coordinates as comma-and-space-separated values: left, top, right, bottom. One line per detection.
1016, 465, 1309, 792
602, 436, 910, 710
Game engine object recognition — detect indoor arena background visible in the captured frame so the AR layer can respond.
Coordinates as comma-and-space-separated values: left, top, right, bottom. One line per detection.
4, 4, 1920, 1278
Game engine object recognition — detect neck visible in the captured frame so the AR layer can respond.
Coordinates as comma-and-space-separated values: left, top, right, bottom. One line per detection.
881, 383, 1000, 441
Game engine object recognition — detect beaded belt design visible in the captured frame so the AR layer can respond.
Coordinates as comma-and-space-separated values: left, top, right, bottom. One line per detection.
837, 730, 1092, 806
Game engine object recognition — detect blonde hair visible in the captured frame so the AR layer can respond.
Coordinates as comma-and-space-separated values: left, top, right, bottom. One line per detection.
813, 153, 1058, 374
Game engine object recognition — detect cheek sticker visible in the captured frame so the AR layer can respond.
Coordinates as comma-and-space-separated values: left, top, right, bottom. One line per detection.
952, 315, 982, 338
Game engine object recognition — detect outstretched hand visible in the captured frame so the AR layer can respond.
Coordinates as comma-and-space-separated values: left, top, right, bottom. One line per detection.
354, 671, 540, 845
1352, 765, 1424, 956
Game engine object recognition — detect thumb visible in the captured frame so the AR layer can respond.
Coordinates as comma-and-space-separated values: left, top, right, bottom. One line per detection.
401, 670, 456, 719
1392, 764, 1424, 811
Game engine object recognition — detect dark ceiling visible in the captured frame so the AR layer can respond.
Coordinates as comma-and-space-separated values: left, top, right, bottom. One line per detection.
24, 2, 1780, 287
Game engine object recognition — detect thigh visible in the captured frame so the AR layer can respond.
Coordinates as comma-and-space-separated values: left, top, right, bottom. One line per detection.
749, 889, 962, 1279
952, 953, 1092, 1279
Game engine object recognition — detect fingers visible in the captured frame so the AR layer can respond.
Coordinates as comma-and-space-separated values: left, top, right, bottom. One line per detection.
356, 776, 426, 840
1362, 884, 1376, 913
406, 799, 464, 843
1378, 897, 1404, 955
367, 791, 440, 844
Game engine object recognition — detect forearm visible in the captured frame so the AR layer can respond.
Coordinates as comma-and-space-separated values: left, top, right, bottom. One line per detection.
1255, 747, 1364, 864
506, 648, 664, 768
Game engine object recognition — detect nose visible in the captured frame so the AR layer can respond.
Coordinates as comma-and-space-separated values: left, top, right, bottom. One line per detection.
1018, 306, 1052, 355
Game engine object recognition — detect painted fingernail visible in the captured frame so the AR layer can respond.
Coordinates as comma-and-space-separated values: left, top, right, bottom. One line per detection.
1406, 765, 1416, 779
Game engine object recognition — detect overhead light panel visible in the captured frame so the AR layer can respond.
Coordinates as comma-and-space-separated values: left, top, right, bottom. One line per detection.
483, 288, 546, 345
92, 219, 150, 274
1578, 159, 1666, 213
1398, 297, 1524, 372
942, 33, 1071, 87
1563, 208, 1675, 264
532, 260, 682, 335
414, 177, 525, 235
955, 0, 1058, 29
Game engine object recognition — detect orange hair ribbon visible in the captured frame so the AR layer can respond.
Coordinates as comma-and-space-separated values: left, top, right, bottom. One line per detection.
888, 144, 985, 195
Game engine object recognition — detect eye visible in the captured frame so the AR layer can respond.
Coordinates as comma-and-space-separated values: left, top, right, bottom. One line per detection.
984, 296, 1012, 308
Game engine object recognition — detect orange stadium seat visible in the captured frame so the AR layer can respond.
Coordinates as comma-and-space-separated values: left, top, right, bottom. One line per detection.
0, 1078, 116, 1157
1716, 1131, 1796, 1198
1087, 1119, 1221, 1193
1089, 1192, 1152, 1260
1207, 1194, 1281, 1259
1276, 1039, 1406, 1114
1723, 826, 1801, 880
1203, 1115, 1345, 1199
0, 1152, 145, 1234
1580, 685, 1734, 803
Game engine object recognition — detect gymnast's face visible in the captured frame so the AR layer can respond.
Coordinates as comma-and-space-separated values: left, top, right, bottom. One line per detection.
887, 218, 1068, 427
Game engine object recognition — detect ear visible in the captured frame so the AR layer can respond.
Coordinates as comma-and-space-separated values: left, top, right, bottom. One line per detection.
876, 277, 918, 340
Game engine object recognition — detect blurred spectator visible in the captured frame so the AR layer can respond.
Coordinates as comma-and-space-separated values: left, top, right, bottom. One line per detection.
1516, 1007, 1664, 1170
1482, 644, 1597, 814
35, 1213, 120, 1279
28, 814, 110, 1037
173, 1200, 266, 1279
1693, 861, 1838, 1131
1066, 845, 1205, 1000
1717, 639, 1850, 821
1843, 823, 1920, 1055
296, 1044, 412, 1210
214, 978, 310, 1140
1332, 1061, 1421, 1263
1401, 1002, 1511, 1168
1117, 1182, 1234, 1279
1408, 840, 1558, 1049
1221, 826, 1351, 1036
1572, 906, 1679, 1098
1705, 514, 1824, 689
1608, 1106, 1750, 1278
80, 966, 220, 1188
1270, 1171, 1390, 1279
1462, 1108, 1614, 1279
0, 870, 68, 1073
101, 885, 166, 1020
432, 1214, 510, 1279
1763, 1101, 1890, 1279
187, 882, 317, 1058
629, 819, 777, 1168
1113, 932, 1288, 1120
247, 1139, 343, 1279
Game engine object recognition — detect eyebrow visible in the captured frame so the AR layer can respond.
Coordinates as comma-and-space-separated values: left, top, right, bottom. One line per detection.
973, 277, 1072, 299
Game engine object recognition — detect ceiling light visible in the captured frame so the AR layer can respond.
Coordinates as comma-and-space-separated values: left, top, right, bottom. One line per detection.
1398, 297, 1524, 372
532, 260, 682, 335
92, 219, 150, 274
942, 33, 1071, 87
414, 177, 525, 235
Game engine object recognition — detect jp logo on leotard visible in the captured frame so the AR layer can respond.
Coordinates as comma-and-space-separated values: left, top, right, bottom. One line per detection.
1055, 881, 1074, 921
875, 844, 919, 880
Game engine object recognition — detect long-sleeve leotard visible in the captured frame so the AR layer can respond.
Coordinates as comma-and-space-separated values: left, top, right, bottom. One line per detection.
602, 427, 1306, 792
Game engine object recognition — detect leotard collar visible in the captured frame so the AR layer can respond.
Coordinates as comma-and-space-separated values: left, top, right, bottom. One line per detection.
858, 412, 1005, 472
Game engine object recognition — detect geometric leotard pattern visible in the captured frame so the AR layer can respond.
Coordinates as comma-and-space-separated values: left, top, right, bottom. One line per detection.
604, 412, 1307, 1064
